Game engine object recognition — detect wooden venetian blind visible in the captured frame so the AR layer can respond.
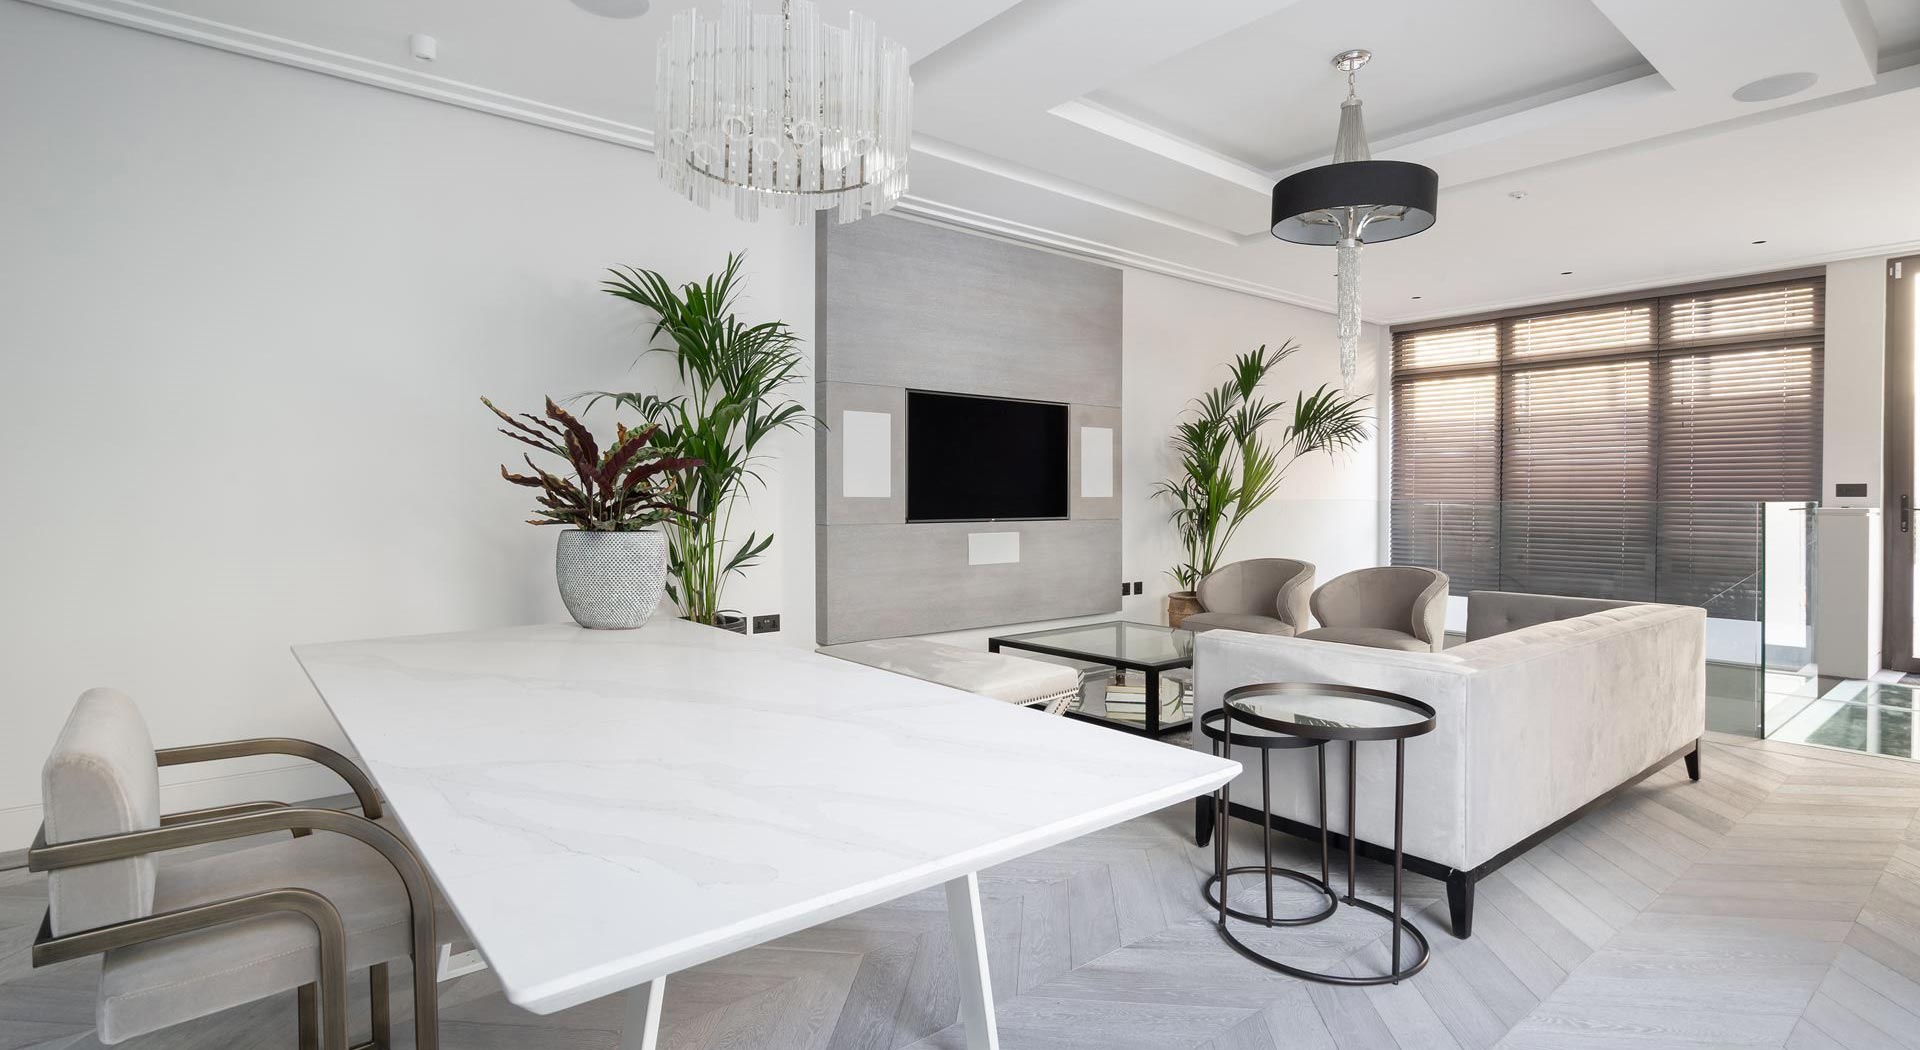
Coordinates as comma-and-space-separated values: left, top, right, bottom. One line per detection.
1499, 302, 1656, 598
1656, 282, 1823, 614
1390, 276, 1823, 610
1390, 368, 1500, 591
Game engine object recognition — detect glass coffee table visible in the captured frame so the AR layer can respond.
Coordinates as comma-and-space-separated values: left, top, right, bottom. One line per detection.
987, 621, 1193, 737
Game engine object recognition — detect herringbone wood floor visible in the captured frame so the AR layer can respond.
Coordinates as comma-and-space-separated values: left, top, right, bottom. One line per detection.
5, 733, 1919, 1050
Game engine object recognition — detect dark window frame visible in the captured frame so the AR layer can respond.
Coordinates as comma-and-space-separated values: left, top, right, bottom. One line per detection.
1389, 274, 1824, 615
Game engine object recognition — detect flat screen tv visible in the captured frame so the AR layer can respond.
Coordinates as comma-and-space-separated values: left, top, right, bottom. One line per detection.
906, 390, 1068, 522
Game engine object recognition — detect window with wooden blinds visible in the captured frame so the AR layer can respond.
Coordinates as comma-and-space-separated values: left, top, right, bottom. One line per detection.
1509, 303, 1652, 360
1664, 281, 1821, 348
1501, 358, 1656, 598
1392, 322, 1497, 371
1390, 370, 1499, 591
1389, 276, 1822, 611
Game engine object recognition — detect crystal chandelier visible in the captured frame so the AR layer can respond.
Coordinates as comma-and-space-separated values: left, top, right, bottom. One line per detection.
1270, 50, 1438, 386
655, 0, 912, 224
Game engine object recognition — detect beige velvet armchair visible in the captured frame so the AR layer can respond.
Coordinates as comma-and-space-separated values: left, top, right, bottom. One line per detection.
29, 688, 441, 1050
1182, 559, 1315, 636
1298, 566, 1449, 651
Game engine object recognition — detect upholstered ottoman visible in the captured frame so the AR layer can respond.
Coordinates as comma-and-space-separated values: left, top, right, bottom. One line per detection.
817, 638, 1079, 715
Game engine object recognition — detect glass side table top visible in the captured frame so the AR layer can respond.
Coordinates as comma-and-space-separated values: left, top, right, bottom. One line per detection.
990, 621, 1193, 669
1224, 683, 1436, 742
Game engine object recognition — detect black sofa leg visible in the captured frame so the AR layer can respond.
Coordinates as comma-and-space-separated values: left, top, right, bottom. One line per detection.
1195, 797, 1215, 848
1446, 871, 1475, 938
1684, 741, 1701, 782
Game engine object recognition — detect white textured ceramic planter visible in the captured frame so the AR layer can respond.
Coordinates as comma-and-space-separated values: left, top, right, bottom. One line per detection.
555, 529, 669, 630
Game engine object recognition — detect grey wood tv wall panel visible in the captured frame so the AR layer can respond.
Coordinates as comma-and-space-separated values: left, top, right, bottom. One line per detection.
816, 215, 1123, 644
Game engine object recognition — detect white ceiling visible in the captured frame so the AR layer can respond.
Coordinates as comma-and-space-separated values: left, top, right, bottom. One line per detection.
30, 0, 1920, 323
1091, 0, 1651, 172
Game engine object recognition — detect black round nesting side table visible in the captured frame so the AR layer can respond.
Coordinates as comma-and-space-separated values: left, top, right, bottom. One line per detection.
1202, 682, 1437, 986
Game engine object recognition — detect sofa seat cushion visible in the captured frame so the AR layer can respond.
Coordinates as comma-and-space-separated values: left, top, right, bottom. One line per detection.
98, 823, 414, 1044
1295, 626, 1431, 651
1181, 612, 1294, 636
817, 638, 1079, 707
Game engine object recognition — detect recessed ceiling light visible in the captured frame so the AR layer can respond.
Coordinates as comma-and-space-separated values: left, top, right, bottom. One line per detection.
571, 0, 650, 17
1732, 71, 1817, 102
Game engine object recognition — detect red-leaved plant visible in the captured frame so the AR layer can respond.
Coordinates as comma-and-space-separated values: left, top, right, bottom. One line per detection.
484, 397, 702, 531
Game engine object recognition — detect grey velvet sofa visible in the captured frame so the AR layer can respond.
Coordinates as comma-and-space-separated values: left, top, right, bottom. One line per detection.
1191, 589, 1706, 938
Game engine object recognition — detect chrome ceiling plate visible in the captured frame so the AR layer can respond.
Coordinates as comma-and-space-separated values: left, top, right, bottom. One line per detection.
1332, 49, 1372, 73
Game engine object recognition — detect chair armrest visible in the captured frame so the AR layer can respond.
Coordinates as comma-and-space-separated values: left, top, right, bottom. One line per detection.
159, 801, 290, 827
156, 738, 381, 818
29, 806, 435, 998
27, 806, 433, 947
32, 886, 346, 969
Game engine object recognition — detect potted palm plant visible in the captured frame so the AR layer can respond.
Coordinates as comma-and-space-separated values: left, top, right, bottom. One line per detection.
1156, 342, 1370, 628
485, 397, 701, 629
590, 254, 811, 632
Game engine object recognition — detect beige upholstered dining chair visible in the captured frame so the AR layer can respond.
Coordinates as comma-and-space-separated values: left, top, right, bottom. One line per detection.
1297, 565, 1449, 651
29, 688, 441, 1050
1182, 558, 1315, 636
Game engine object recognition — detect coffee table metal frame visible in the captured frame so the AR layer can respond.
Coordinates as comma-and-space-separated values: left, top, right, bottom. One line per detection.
987, 621, 1193, 738
1206, 681, 1437, 986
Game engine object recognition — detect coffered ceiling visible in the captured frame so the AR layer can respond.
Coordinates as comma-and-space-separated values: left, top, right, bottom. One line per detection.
28, 0, 1920, 322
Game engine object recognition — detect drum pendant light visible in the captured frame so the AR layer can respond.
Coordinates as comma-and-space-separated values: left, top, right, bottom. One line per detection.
1271, 50, 1438, 385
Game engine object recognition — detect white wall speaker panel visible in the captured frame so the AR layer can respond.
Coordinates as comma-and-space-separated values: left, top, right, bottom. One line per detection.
1079, 426, 1113, 498
967, 532, 1021, 565
841, 410, 891, 498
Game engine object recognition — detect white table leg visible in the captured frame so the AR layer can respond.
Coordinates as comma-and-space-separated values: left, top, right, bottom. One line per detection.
945, 872, 1001, 1050
621, 976, 666, 1050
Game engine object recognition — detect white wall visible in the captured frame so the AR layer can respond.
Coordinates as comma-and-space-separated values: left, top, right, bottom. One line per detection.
1825, 256, 1890, 508
1119, 269, 1384, 610
1815, 255, 1892, 672
0, 4, 816, 846
0, 4, 1389, 846
921, 268, 1385, 647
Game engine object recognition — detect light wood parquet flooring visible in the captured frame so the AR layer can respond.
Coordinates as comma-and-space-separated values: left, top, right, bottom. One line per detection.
4, 733, 1919, 1050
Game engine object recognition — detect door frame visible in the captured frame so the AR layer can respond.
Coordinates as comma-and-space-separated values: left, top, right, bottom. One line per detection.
1884, 255, 1919, 673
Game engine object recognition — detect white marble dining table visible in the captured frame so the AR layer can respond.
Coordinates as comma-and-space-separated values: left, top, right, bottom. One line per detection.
293, 618, 1238, 1050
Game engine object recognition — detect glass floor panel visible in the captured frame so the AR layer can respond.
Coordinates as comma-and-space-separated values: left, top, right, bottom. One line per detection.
1768, 677, 1919, 761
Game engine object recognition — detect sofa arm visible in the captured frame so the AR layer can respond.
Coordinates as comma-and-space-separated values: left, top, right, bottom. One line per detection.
1191, 630, 1478, 871
1451, 604, 1704, 866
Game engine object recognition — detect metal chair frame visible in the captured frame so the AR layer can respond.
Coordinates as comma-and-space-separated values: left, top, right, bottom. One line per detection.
27, 738, 440, 1050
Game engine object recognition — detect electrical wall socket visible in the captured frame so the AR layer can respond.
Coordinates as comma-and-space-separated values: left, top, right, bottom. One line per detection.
752, 613, 781, 633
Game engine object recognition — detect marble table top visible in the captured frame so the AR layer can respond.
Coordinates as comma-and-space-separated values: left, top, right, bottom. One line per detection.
293, 619, 1238, 1013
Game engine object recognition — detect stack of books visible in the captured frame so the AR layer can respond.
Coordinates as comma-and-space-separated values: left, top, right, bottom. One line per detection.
1100, 673, 1188, 726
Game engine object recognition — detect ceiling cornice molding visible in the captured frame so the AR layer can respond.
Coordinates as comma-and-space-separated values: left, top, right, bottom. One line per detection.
893, 194, 1337, 314
17, 0, 655, 150
23, 0, 1345, 317
1048, 98, 1273, 195
910, 134, 1244, 246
